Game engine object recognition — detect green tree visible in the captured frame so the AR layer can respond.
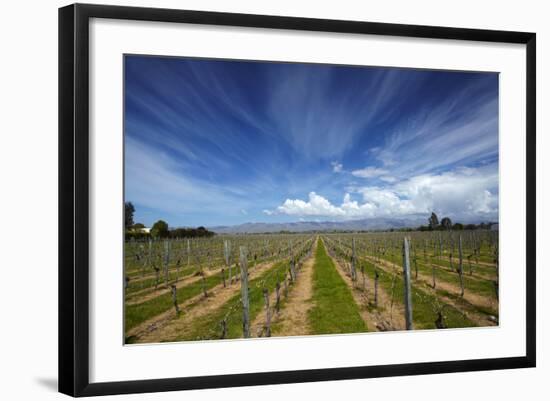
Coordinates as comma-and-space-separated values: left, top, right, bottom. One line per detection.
428, 212, 439, 230
441, 217, 453, 230
125, 202, 135, 229
151, 220, 169, 238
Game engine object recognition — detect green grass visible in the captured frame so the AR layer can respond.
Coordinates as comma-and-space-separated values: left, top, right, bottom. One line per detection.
308, 241, 367, 334
171, 260, 291, 341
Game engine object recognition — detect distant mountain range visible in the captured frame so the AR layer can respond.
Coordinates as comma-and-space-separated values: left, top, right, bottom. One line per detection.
208, 217, 426, 234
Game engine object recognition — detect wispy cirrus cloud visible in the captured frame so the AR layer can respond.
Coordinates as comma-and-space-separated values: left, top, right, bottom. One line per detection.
371, 78, 499, 177
351, 166, 389, 178
125, 56, 499, 226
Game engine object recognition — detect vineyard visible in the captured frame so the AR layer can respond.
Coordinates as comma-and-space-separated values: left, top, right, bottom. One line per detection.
124, 230, 499, 344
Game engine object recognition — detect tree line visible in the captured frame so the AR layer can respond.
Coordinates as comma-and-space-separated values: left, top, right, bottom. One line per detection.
125, 202, 215, 240
415, 212, 496, 232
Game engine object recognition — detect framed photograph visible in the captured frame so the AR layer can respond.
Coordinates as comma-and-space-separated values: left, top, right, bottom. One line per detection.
59, 3, 536, 397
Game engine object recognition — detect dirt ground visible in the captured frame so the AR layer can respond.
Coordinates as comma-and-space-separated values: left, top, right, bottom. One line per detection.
266, 244, 317, 337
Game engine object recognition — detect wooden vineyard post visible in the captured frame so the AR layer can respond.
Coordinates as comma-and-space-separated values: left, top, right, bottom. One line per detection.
223, 239, 231, 288
263, 288, 271, 337
389, 268, 398, 322
458, 235, 465, 297
187, 239, 190, 268
146, 239, 152, 274
220, 318, 227, 339
141, 240, 151, 286
154, 266, 160, 290
438, 232, 443, 260
361, 263, 366, 292
289, 258, 297, 283
195, 254, 208, 298
228, 253, 233, 285
402, 237, 414, 330
448, 238, 454, 272
223, 240, 231, 285
432, 262, 437, 289
350, 238, 357, 282
275, 281, 281, 313
374, 268, 379, 307
472, 232, 479, 266
171, 284, 180, 315
163, 240, 170, 287
435, 309, 446, 329
493, 242, 499, 300
200, 270, 208, 298
239, 246, 250, 338
221, 266, 226, 288
413, 250, 418, 280
283, 275, 289, 298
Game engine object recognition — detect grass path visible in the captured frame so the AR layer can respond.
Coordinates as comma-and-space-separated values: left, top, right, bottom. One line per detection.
308, 240, 367, 335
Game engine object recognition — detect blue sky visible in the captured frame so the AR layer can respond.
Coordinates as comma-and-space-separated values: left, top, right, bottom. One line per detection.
124, 55, 499, 228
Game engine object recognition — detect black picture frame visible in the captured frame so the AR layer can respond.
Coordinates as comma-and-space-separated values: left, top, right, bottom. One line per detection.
59, 3, 536, 397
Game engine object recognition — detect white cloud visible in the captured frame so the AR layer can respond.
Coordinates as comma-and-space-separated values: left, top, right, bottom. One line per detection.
269, 191, 376, 219
351, 166, 389, 178
388, 166, 498, 218
331, 161, 343, 173
380, 176, 397, 183
275, 192, 345, 217
268, 165, 498, 222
